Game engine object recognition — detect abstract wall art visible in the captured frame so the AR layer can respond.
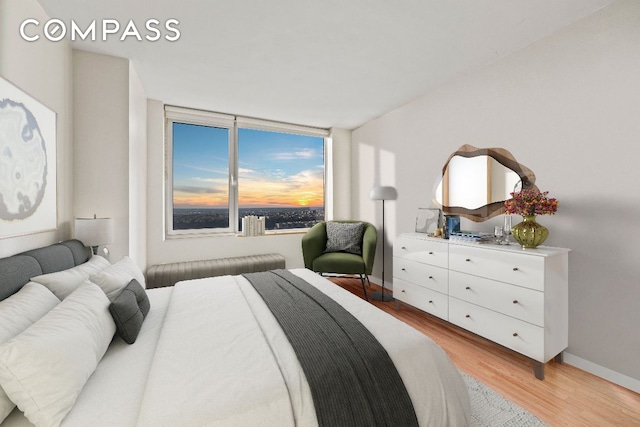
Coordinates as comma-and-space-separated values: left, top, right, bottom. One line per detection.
0, 75, 57, 239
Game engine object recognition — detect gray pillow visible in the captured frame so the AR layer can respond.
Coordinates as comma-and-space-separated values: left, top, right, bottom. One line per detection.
108, 279, 150, 344
325, 222, 365, 255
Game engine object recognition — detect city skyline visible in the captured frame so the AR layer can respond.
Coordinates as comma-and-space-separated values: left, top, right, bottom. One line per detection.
172, 124, 325, 209
173, 206, 324, 231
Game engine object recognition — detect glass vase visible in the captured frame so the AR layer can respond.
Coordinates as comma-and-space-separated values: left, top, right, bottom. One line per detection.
502, 215, 512, 245
511, 215, 548, 249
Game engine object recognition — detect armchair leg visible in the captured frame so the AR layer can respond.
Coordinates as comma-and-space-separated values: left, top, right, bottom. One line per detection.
360, 274, 370, 302
317, 272, 370, 302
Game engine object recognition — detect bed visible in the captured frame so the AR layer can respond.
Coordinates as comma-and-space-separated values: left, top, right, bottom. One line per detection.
0, 240, 470, 427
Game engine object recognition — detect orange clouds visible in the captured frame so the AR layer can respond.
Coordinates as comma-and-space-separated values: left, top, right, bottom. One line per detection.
174, 168, 324, 208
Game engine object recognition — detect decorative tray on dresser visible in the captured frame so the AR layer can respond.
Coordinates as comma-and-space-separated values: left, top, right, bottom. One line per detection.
393, 232, 570, 380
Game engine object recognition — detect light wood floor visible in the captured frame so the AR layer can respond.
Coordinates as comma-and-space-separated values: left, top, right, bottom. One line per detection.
330, 277, 640, 427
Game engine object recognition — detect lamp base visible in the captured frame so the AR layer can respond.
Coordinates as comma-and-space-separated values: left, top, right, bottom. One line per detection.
90, 245, 111, 261
370, 291, 394, 302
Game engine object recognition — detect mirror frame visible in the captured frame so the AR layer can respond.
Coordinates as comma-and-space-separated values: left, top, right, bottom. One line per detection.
437, 144, 537, 222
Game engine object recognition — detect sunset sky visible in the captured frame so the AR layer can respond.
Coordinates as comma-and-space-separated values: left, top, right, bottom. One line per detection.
172, 123, 324, 209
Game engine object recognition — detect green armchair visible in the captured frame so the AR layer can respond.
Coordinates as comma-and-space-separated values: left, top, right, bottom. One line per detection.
301, 220, 377, 301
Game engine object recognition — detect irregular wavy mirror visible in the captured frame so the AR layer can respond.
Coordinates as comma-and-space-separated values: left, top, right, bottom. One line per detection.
434, 145, 537, 222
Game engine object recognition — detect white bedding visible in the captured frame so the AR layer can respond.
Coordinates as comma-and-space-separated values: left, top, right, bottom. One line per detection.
3, 268, 470, 426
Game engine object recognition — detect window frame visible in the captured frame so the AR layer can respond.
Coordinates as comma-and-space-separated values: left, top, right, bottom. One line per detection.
165, 105, 329, 238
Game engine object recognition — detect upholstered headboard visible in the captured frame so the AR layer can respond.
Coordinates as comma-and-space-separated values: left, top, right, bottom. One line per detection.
0, 239, 91, 301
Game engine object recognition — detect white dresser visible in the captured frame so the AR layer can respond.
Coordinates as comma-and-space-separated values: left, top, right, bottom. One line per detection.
394, 232, 569, 380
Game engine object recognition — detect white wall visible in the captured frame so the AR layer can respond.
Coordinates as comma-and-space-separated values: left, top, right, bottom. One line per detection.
128, 64, 148, 268
0, 0, 73, 257
0, 5, 146, 265
328, 128, 352, 220
352, 124, 400, 288
352, 0, 640, 385
73, 51, 148, 266
73, 51, 130, 262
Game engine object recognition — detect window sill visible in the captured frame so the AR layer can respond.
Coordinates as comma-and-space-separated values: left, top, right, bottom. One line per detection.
236, 230, 307, 237
165, 229, 308, 240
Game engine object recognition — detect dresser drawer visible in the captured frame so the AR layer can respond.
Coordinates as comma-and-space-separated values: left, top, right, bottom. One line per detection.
394, 257, 448, 294
449, 271, 544, 326
449, 297, 544, 361
449, 244, 545, 291
394, 278, 448, 320
394, 235, 448, 268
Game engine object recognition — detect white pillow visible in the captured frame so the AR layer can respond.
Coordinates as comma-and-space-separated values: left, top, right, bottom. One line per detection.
0, 283, 116, 427
0, 283, 60, 423
89, 256, 146, 301
31, 256, 111, 300
0, 282, 60, 343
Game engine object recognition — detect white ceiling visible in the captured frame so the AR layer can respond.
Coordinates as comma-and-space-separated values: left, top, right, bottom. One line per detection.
38, 0, 614, 130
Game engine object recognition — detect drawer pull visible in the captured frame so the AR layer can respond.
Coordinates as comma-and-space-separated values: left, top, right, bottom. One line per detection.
513, 300, 518, 304
428, 300, 433, 304
465, 314, 471, 318
401, 268, 406, 271
513, 267, 519, 271
401, 290, 406, 293
428, 251, 434, 255
428, 276, 433, 279
465, 258, 471, 262
513, 332, 518, 337
402, 246, 407, 250
465, 286, 471, 290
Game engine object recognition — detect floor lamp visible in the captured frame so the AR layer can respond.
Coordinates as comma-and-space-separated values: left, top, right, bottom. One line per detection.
369, 186, 397, 302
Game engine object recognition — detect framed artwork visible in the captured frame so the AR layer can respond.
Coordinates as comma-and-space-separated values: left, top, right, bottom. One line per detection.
0, 75, 57, 239
415, 208, 441, 234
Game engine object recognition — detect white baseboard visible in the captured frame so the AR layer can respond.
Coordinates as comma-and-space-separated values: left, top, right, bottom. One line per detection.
563, 353, 640, 394
368, 275, 393, 290
365, 279, 639, 394
368, 275, 380, 285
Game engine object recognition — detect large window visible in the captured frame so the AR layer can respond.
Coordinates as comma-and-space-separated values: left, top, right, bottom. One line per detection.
166, 106, 328, 236
172, 122, 231, 230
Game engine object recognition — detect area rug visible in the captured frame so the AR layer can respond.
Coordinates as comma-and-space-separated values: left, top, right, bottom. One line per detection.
461, 371, 548, 427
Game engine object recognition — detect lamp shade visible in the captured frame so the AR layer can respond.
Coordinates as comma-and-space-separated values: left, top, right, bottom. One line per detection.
369, 186, 397, 201
74, 217, 114, 247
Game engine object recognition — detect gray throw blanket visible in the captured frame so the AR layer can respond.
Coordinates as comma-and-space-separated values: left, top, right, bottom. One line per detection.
243, 270, 419, 427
